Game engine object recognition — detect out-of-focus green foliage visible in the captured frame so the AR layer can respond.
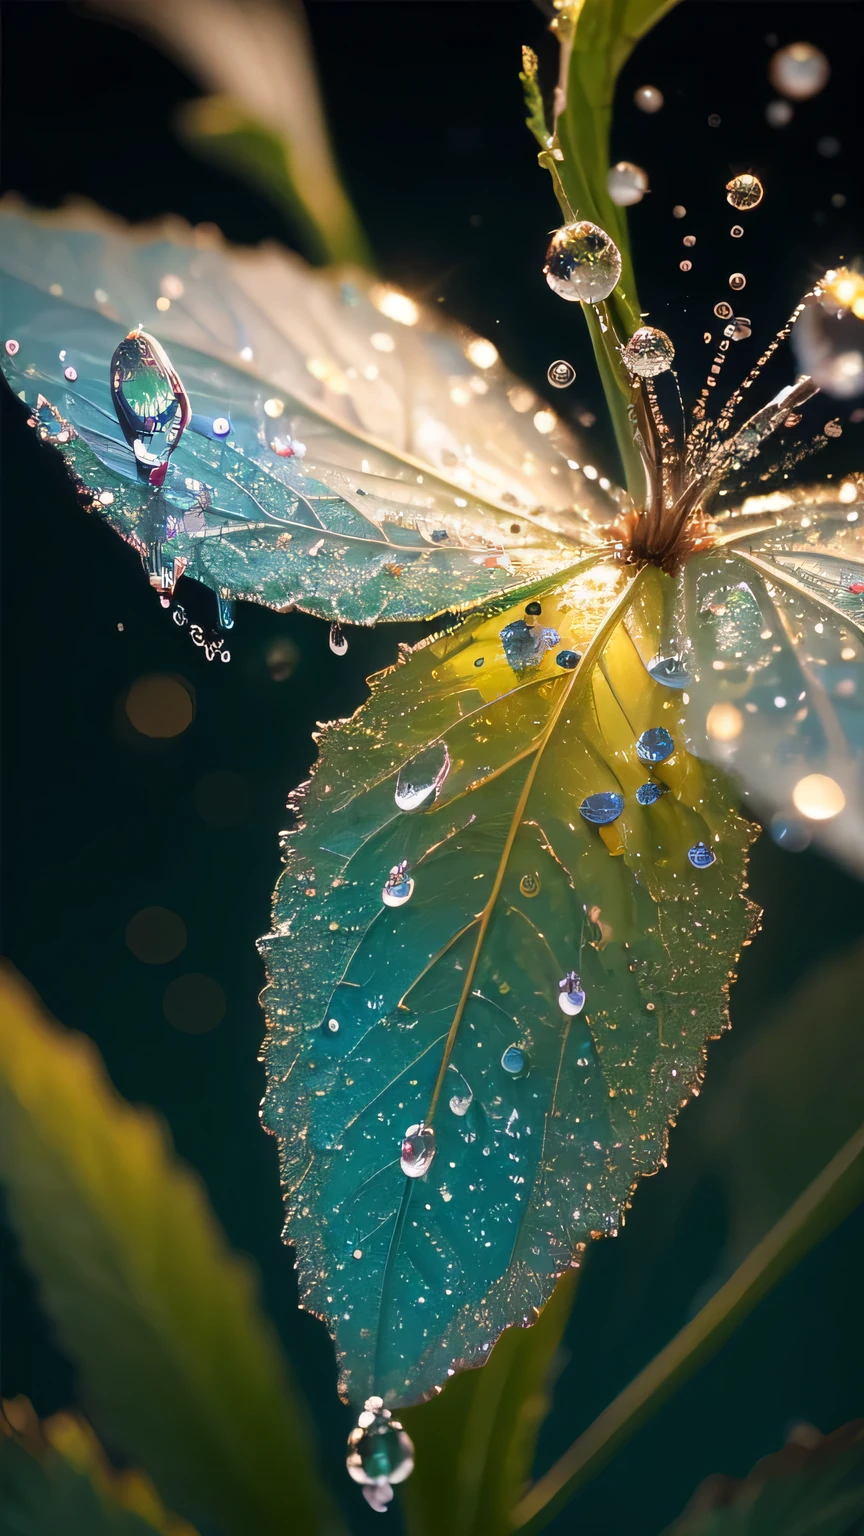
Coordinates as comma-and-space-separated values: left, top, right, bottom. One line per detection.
0, 966, 345, 1536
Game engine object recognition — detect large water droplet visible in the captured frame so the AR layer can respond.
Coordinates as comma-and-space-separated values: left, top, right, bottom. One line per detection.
346, 1398, 415, 1493
500, 618, 560, 672
769, 42, 829, 101
448, 1065, 474, 1116
400, 1123, 436, 1177
579, 790, 624, 825
395, 743, 450, 811
547, 358, 576, 388
636, 727, 675, 763
688, 841, 717, 868
634, 84, 664, 113
648, 653, 690, 688
329, 623, 348, 656
558, 972, 586, 1015
636, 781, 669, 806
501, 1045, 528, 1076
607, 161, 649, 207
726, 174, 764, 211
110, 329, 190, 483
622, 326, 675, 379
544, 222, 622, 304
382, 861, 414, 908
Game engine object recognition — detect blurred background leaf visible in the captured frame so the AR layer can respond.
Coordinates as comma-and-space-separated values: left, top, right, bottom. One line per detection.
399, 1271, 578, 1536
0, 966, 345, 1536
87, 0, 372, 268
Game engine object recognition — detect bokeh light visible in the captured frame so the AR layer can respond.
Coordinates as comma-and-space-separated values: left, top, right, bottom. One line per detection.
125, 674, 194, 738
125, 906, 187, 964
163, 973, 226, 1034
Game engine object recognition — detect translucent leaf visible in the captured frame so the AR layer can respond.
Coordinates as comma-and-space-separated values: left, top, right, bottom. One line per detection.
0, 966, 345, 1536
0, 202, 603, 624
260, 560, 758, 1408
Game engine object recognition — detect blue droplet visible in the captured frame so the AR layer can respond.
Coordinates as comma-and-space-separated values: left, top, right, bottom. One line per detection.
501, 1045, 526, 1075
636, 781, 668, 806
579, 791, 624, 825
556, 649, 581, 669
688, 841, 716, 868
636, 727, 675, 764
430, 529, 449, 543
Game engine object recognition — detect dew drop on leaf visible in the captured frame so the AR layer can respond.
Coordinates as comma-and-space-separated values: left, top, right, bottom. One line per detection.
400, 1125, 436, 1177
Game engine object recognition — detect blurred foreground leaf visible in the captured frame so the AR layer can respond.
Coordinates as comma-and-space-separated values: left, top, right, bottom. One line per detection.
399, 1271, 578, 1536
0, 966, 345, 1536
663, 1419, 864, 1536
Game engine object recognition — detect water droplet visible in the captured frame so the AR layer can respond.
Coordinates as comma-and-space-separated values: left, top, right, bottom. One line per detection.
730, 226, 744, 239
474, 656, 485, 668
726, 174, 763, 211
714, 301, 734, 320
110, 329, 190, 480
579, 790, 624, 825
769, 42, 829, 101
525, 601, 542, 616
558, 971, 586, 1015
448, 1065, 474, 1116
766, 99, 794, 128
648, 653, 690, 688
725, 317, 752, 341
636, 726, 675, 763
683, 235, 696, 248
5, 338, 19, 356
672, 205, 687, 219
519, 872, 541, 898
688, 841, 717, 868
382, 861, 414, 908
636, 781, 669, 806
263, 397, 284, 418
544, 222, 622, 304
707, 113, 722, 128
825, 419, 843, 438
791, 773, 846, 820
622, 326, 675, 378
329, 623, 348, 656
63, 365, 78, 382
729, 273, 747, 291
556, 649, 581, 669
606, 161, 649, 207
400, 1124, 436, 1177
212, 416, 231, 437
770, 813, 811, 851
217, 595, 234, 630
679, 260, 693, 273
501, 1045, 527, 1075
634, 84, 663, 113
395, 743, 450, 811
500, 618, 560, 672
347, 1398, 414, 1491
547, 358, 576, 388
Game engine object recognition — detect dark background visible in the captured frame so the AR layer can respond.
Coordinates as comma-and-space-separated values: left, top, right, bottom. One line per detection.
2, 2, 864, 1532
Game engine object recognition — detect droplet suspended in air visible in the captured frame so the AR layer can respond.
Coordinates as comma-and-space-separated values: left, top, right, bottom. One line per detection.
688, 841, 717, 869
726, 174, 764, 211
329, 623, 348, 656
558, 971, 586, 1015
547, 358, 576, 388
730, 225, 744, 239
636, 726, 675, 763
395, 742, 450, 811
680, 260, 693, 273
769, 42, 830, 101
346, 1398, 415, 1494
729, 273, 747, 291
648, 653, 690, 688
556, 649, 581, 670
766, 99, 794, 128
501, 1045, 528, 1076
636, 781, 669, 806
714, 301, 734, 320
579, 790, 624, 825
606, 161, 649, 207
634, 84, 664, 113
683, 235, 696, 248
110, 329, 190, 484
544, 222, 622, 304
622, 326, 675, 379
400, 1124, 436, 1177
382, 861, 414, 908
724, 317, 752, 341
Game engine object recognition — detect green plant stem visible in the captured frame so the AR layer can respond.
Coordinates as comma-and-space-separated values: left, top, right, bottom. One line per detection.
511, 1121, 864, 1534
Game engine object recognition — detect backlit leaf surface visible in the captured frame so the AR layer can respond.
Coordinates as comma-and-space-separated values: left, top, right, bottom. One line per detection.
260, 560, 759, 1408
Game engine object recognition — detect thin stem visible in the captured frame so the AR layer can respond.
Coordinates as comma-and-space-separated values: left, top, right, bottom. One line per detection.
511, 1121, 864, 1533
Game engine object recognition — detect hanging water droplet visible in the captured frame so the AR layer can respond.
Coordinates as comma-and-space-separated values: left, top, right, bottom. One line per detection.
726, 174, 763, 211
688, 841, 717, 868
547, 358, 576, 388
217, 595, 234, 630
558, 971, 586, 1015
769, 42, 829, 101
544, 222, 622, 304
347, 1398, 415, 1493
382, 861, 414, 908
110, 329, 190, 483
400, 1124, 436, 1177
648, 653, 690, 688
634, 84, 664, 113
622, 326, 675, 379
636, 727, 675, 763
579, 791, 624, 825
501, 1045, 528, 1075
606, 161, 649, 207
448, 1065, 474, 1116
500, 618, 560, 672
729, 273, 747, 291
329, 623, 348, 656
636, 781, 669, 806
395, 742, 450, 811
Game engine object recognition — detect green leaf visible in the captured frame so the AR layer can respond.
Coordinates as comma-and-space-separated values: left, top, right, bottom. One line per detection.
0, 1438, 169, 1536
511, 1121, 864, 1533
399, 1270, 578, 1536
260, 559, 758, 1408
662, 1420, 864, 1536
0, 966, 346, 1536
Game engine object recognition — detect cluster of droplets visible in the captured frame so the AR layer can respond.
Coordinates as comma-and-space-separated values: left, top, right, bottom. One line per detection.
346, 1397, 415, 1513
